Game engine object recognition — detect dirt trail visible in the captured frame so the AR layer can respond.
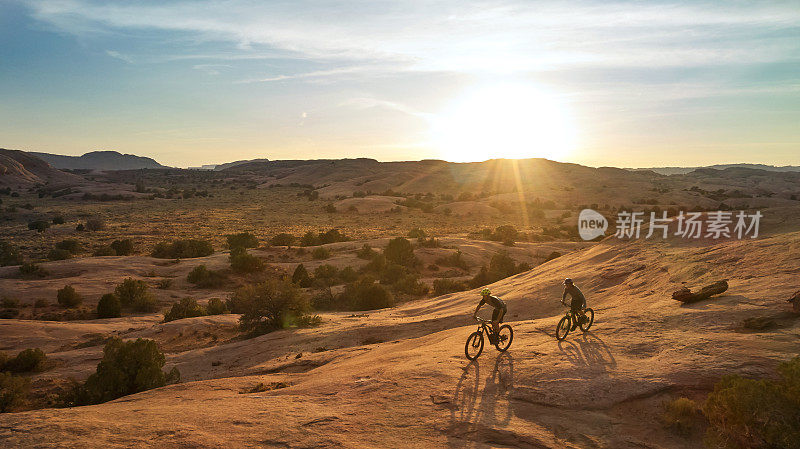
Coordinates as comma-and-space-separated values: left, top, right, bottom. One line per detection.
1, 232, 799, 448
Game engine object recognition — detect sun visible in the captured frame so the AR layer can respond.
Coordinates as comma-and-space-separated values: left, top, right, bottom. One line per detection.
432, 83, 576, 162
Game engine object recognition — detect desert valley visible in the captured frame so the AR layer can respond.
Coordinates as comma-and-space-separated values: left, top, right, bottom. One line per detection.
0, 148, 798, 448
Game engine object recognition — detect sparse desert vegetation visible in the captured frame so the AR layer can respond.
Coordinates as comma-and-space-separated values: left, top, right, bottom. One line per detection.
0, 154, 799, 449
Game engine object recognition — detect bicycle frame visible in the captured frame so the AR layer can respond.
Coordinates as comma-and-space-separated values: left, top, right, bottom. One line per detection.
474, 317, 496, 338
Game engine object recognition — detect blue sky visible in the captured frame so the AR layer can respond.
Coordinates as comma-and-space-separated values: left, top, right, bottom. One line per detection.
1, 0, 798, 167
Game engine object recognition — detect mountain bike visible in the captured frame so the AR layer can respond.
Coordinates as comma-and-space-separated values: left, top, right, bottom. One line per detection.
465, 317, 513, 360
555, 299, 594, 341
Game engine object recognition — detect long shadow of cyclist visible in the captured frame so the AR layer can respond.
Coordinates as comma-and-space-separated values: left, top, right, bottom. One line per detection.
447, 353, 515, 446
557, 332, 616, 370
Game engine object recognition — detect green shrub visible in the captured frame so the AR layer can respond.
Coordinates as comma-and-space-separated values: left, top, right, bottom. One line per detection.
0, 241, 22, 266
3, 348, 47, 373
292, 264, 312, 287
270, 233, 296, 247
85, 217, 106, 231
662, 397, 700, 435
110, 239, 134, 256
391, 272, 429, 295
96, 293, 121, 318
93, 246, 116, 256
34, 299, 48, 308
300, 229, 349, 247
226, 232, 258, 250
384, 237, 418, 267
435, 250, 468, 270
114, 278, 158, 312
156, 278, 172, 289
356, 243, 377, 260
0, 372, 30, 412
314, 264, 339, 281
229, 247, 264, 273
57, 285, 82, 308
48, 248, 73, 261
703, 356, 800, 449
323, 203, 337, 213
232, 279, 311, 336
339, 266, 358, 283
152, 239, 213, 259
19, 262, 47, 278
206, 298, 227, 315
470, 251, 527, 287
163, 298, 206, 322
433, 278, 468, 296
312, 247, 330, 260
27, 220, 50, 233
342, 277, 394, 311
186, 265, 227, 288
52, 215, 65, 224
300, 231, 320, 246
55, 239, 82, 254
63, 338, 177, 406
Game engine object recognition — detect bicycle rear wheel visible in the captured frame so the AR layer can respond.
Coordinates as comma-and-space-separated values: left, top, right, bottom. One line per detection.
579, 308, 595, 332
556, 315, 571, 341
465, 331, 484, 360
495, 325, 513, 351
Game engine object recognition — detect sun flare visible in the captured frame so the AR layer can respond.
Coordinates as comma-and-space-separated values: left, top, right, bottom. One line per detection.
432, 83, 576, 163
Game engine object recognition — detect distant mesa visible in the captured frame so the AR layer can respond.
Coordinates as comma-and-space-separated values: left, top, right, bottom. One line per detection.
30, 150, 166, 171
632, 163, 800, 175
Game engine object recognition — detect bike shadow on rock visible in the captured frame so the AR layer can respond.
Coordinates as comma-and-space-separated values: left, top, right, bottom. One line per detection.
447, 353, 515, 446
557, 332, 616, 370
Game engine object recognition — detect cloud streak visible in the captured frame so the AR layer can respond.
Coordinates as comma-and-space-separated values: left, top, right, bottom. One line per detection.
24, 0, 800, 77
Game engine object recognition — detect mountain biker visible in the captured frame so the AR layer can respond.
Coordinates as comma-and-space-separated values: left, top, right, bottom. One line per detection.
562, 278, 587, 331
473, 288, 506, 344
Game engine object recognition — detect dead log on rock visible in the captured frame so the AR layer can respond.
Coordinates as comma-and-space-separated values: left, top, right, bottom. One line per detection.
788, 290, 800, 314
672, 280, 728, 303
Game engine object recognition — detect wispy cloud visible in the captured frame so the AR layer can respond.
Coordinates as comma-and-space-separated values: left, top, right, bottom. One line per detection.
24, 0, 800, 78
105, 49, 133, 63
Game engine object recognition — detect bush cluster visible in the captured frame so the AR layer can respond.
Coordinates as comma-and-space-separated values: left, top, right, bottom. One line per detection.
270, 233, 296, 247
229, 247, 265, 273
469, 251, 530, 288
299, 229, 350, 246
0, 372, 30, 412
19, 262, 48, 278
115, 278, 158, 312
62, 338, 179, 406
2, 348, 47, 373
703, 356, 800, 449
0, 240, 22, 266
226, 232, 258, 250
435, 250, 469, 270
187, 265, 227, 288
230, 279, 316, 336
96, 293, 122, 318
152, 239, 213, 259
57, 285, 83, 308
433, 278, 469, 296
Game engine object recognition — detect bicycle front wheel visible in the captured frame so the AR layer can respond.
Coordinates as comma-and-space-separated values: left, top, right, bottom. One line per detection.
579, 308, 595, 332
495, 325, 513, 351
465, 331, 484, 360
556, 315, 571, 341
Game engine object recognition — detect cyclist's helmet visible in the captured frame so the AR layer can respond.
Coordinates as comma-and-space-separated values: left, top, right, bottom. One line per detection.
563, 278, 573, 285
480, 288, 491, 296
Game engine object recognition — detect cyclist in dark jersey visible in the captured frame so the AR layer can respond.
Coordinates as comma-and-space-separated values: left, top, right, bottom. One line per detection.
473, 288, 506, 343
562, 278, 587, 330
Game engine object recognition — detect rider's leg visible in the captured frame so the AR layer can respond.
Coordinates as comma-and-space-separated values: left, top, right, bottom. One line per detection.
493, 308, 506, 334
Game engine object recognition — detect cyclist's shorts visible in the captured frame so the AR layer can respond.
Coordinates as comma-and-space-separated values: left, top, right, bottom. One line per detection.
492, 306, 507, 322
570, 298, 584, 313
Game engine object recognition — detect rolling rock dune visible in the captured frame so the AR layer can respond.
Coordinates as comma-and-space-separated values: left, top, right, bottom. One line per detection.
1, 230, 798, 448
